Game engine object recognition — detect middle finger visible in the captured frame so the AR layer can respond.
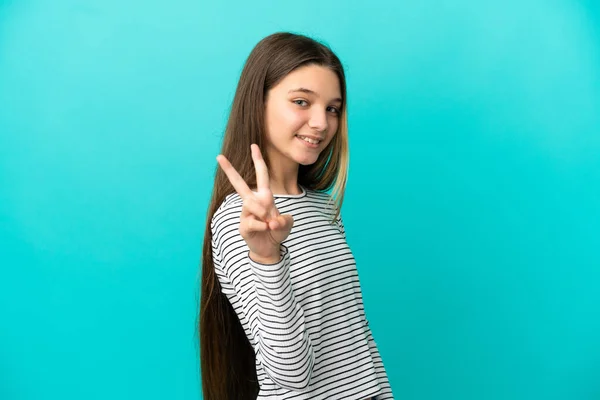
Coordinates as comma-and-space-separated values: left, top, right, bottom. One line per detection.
216, 154, 253, 199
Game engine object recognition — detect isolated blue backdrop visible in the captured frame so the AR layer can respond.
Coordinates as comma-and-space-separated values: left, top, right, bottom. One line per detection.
1, 0, 599, 399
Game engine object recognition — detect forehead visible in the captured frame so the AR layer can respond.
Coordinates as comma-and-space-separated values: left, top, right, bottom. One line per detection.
273, 65, 342, 100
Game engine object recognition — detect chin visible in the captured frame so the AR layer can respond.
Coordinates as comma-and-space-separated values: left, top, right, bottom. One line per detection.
295, 153, 320, 166
298, 160, 317, 166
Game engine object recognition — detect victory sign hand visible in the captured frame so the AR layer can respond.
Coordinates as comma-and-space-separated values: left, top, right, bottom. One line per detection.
216, 144, 294, 263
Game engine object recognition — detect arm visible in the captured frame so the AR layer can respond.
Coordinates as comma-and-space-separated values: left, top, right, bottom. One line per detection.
212, 209, 314, 391
248, 244, 315, 390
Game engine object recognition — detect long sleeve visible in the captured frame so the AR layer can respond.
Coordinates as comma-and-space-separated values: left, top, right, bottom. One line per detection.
210, 191, 390, 399
247, 245, 315, 390
211, 204, 315, 391
335, 214, 395, 399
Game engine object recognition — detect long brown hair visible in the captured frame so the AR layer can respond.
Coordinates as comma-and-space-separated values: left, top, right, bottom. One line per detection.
199, 32, 349, 399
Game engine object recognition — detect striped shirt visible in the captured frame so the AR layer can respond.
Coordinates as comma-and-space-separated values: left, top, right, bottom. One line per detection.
211, 185, 394, 399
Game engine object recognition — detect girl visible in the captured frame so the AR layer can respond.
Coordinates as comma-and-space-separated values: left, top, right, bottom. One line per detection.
200, 32, 393, 400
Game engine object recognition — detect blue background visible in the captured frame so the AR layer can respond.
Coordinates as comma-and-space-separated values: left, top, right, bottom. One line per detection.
1, 0, 599, 399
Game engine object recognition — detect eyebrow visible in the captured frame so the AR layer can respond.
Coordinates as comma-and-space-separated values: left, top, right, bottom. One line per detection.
288, 87, 343, 104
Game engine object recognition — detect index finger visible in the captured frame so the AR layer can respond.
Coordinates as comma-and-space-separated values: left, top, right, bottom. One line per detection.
251, 144, 270, 191
216, 154, 253, 199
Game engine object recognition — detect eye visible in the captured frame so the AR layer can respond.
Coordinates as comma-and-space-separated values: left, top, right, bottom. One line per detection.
327, 106, 340, 115
293, 99, 309, 107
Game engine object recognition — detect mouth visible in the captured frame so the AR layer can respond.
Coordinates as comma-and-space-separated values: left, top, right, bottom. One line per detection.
296, 135, 322, 148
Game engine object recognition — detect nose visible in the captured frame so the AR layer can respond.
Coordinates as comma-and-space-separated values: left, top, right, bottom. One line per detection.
307, 109, 328, 133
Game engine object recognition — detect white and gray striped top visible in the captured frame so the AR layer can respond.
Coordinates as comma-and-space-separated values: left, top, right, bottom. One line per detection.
210, 185, 394, 400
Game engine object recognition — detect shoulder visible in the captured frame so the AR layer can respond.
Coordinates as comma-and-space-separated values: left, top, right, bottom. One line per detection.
307, 189, 342, 221
210, 192, 243, 237
303, 188, 337, 210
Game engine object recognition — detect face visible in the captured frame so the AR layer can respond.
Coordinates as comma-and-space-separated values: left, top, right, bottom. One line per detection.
264, 64, 342, 167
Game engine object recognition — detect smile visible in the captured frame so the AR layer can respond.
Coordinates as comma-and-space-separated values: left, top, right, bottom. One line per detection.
296, 135, 321, 148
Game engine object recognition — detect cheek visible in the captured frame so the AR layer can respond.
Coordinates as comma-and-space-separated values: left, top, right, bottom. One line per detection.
327, 117, 340, 137
330, 117, 340, 132
321, 119, 339, 145
272, 105, 306, 131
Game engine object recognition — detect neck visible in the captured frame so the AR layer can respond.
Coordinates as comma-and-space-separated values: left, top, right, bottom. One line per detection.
266, 145, 301, 195
269, 172, 301, 195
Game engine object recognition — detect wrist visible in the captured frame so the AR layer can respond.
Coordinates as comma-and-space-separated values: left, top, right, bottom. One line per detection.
249, 249, 281, 265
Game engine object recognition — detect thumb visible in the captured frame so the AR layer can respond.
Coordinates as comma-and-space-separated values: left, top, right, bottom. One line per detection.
278, 214, 294, 230
268, 214, 294, 231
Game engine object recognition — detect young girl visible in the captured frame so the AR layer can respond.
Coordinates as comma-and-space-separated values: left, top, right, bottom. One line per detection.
200, 32, 393, 400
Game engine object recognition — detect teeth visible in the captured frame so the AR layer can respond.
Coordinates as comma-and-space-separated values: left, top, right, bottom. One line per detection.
298, 135, 320, 144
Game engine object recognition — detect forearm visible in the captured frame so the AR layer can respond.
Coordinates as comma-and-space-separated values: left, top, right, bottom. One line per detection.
249, 245, 315, 391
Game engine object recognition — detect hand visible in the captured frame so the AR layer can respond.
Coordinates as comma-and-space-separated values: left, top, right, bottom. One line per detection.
216, 144, 295, 263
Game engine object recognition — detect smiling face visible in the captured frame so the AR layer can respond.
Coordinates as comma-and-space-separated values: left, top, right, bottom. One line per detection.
263, 64, 343, 168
